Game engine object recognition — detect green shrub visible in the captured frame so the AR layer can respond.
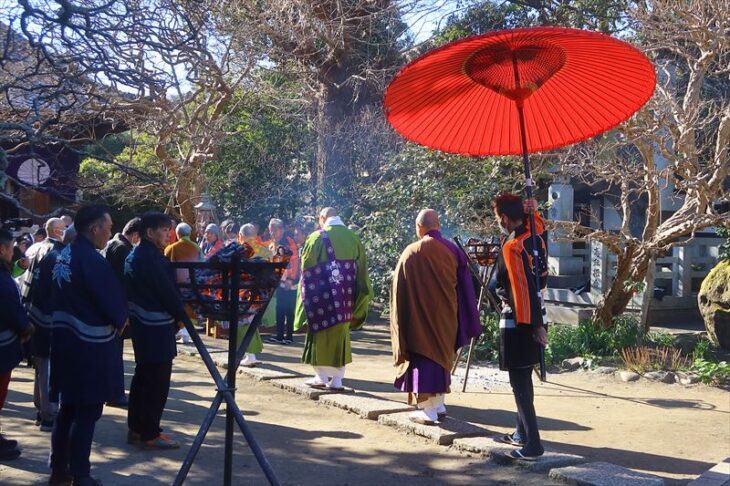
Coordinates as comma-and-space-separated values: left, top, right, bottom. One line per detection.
692, 337, 713, 361
546, 315, 645, 365
648, 331, 677, 348
691, 359, 730, 386
473, 313, 500, 361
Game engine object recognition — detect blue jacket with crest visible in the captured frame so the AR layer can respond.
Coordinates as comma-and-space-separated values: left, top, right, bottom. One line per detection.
50, 235, 128, 404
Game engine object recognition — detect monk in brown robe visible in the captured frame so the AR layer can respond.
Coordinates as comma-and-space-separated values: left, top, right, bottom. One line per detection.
390, 209, 481, 425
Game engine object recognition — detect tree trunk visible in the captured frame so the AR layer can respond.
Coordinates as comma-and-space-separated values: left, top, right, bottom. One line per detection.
592, 247, 651, 328
639, 256, 656, 332
314, 58, 378, 205
315, 83, 353, 204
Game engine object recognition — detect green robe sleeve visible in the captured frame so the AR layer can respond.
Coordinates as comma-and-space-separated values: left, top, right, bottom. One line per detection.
351, 235, 373, 329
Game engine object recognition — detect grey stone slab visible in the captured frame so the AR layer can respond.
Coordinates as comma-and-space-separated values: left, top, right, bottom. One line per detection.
549, 462, 664, 486
453, 437, 584, 473
377, 412, 487, 446
688, 458, 730, 486
238, 366, 300, 381
318, 393, 413, 419
490, 449, 585, 473
268, 377, 354, 400
453, 436, 507, 455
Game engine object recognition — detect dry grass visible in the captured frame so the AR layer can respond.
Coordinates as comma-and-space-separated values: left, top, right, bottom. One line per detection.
620, 346, 689, 373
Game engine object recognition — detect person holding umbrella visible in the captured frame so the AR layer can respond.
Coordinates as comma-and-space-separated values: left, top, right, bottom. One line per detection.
492, 193, 547, 460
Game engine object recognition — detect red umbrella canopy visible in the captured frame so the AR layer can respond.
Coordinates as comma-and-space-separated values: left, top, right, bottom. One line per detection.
384, 27, 656, 156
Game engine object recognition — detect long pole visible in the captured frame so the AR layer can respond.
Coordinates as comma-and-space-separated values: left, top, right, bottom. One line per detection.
224, 255, 240, 485
512, 54, 547, 382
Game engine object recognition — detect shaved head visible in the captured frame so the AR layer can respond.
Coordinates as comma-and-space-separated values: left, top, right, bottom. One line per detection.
416, 209, 440, 238
416, 209, 440, 230
318, 207, 338, 228
319, 207, 337, 220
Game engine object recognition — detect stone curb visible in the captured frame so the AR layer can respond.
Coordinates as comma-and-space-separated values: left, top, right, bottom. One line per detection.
549, 461, 665, 486
687, 458, 730, 486
318, 393, 414, 420
377, 412, 487, 446
452, 437, 584, 473
237, 366, 302, 381
268, 377, 355, 400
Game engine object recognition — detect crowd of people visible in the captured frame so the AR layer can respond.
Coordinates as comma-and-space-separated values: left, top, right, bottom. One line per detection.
0, 192, 550, 484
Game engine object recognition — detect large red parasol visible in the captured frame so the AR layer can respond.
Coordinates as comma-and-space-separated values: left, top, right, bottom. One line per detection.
384, 26, 656, 380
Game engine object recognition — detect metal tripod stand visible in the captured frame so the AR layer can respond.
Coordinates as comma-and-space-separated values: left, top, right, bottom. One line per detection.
450, 237, 501, 392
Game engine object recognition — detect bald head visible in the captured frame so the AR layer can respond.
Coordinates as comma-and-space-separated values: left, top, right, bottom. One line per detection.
416, 209, 440, 238
318, 207, 338, 228
45, 217, 66, 241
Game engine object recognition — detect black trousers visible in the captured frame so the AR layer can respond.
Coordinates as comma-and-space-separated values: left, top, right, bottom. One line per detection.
275, 288, 296, 340
50, 401, 104, 478
128, 360, 172, 441
508, 367, 543, 454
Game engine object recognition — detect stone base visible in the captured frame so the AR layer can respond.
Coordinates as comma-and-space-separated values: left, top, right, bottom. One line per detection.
549, 462, 665, 486
377, 412, 487, 446
268, 377, 354, 400
452, 437, 584, 473
546, 305, 594, 325
318, 393, 413, 420
548, 256, 585, 276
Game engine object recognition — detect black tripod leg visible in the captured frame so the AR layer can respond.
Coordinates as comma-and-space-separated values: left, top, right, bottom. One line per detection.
177, 316, 281, 485
173, 393, 224, 486
220, 390, 281, 486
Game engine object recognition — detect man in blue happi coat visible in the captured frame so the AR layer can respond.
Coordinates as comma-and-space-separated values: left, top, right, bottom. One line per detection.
0, 229, 35, 460
49, 205, 128, 486
125, 212, 186, 450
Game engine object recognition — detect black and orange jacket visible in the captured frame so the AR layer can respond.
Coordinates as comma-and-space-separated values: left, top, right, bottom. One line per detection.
495, 212, 548, 328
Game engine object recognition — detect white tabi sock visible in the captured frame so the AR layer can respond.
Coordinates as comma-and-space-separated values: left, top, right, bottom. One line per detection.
412, 397, 438, 422
312, 367, 332, 385
328, 367, 346, 389
431, 394, 446, 414
241, 353, 257, 366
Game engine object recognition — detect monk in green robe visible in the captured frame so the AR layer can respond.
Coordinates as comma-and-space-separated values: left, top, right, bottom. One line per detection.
294, 207, 372, 390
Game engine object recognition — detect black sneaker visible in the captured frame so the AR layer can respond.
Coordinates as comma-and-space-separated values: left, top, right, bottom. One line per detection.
507, 447, 544, 461
35, 412, 41, 426
40, 419, 55, 432
266, 337, 285, 344
0, 434, 18, 450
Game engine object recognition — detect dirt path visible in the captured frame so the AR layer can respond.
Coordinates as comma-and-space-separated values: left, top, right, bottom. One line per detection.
0, 348, 544, 485
1, 324, 727, 485
253, 326, 730, 485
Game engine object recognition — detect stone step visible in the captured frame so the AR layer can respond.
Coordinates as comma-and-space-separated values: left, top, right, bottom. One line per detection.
377, 412, 487, 446
687, 458, 730, 486
268, 377, 354, 400
318, 393, 414, 420
238, 366, 301, 381
549, 462, 665, 486
452, 437, 584, 473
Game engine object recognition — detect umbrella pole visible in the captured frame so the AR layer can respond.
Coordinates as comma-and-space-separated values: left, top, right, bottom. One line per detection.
516, 102, 547, 383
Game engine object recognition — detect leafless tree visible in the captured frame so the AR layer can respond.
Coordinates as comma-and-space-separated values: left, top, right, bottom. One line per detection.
1, 0, 256, 224
554, 0, 730, 328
